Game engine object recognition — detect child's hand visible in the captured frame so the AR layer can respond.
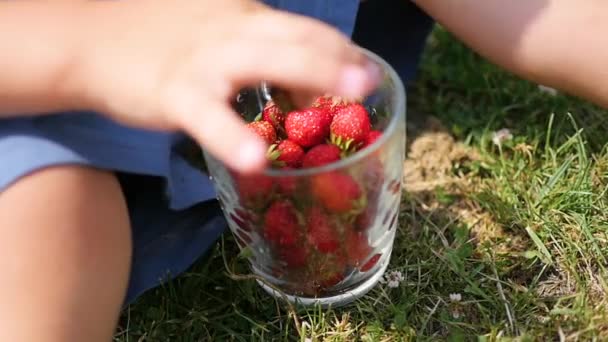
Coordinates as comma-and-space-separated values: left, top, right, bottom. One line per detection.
77, 0, 380, 173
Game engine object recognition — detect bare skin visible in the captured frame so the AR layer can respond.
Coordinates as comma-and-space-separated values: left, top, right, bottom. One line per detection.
0, 166, 131, 342
0, 0, 380, 173
413, 0, 608, 107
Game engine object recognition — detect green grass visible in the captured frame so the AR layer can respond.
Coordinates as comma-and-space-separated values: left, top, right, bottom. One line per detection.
114, 28, 608, 341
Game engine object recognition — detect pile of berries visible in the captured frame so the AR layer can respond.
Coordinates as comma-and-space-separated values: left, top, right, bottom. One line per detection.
231, 95, 386, 296
247, 95, 382, 169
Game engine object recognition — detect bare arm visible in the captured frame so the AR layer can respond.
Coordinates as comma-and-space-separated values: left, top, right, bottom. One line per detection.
413, 0, 608, 107
0, 2, 87, 116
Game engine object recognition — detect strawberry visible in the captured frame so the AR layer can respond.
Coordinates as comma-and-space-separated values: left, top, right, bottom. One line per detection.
354, 210, 373, 231
345, 231, 372, 267
247, 120, 276, 145
278, 244, 309, 267
277, 167, 297, 195
262, 100, 286, 131
235, 173, 274, 207
309, 252, 348, 292
312, 95, 347, 118
319, 272, 345, 289
312, 95, 334, 108
363, 130, 383, 148
230, 212, 251, 233
361, 253, 381, 272
275, 140, 305, 168
234, 208, 253, 223
263, 200, 300, 246
330, 103, 371, 150
311, 171, 363, 213
285, 108, 332, 147
307, 206, 340, 253
302, 144, 341, 168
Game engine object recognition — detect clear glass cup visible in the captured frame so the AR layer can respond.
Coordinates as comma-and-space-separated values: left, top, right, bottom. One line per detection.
202, 48, 406, 307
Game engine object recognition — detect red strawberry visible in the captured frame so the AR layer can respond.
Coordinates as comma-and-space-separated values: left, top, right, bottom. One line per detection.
330, 103, 371, 150
277, 167, 297, 195
311, 171, 362, 213
307, 206, 340, 253
247, 121, 276, 145
285, 108, 332, 147
278, 245, 309, 267
235, 173, 274, 207
302, 144, 341, 168
276, 140, 305, 168
354, 210, 373, 231
312, 95, 334, 108
345, 231, 372, 267
262, 100, 286, 131
364, 130, 382, 147
361, 253, 381, 272
263, 200, 300, 246
312, 95, 347, 118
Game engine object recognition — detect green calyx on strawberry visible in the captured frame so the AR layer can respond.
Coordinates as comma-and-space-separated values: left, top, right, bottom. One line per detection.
330, 103, 371, 153
311, 171, 365, 214
247, 120, 277, 145
285, 108, 332, 147
263, 200, 300, 246
302, 144, 341, 168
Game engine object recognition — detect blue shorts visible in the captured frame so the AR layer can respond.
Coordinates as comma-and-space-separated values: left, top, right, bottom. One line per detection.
0, 0, 433, 305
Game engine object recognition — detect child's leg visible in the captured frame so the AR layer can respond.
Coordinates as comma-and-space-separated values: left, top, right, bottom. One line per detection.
0, 165, 131, 342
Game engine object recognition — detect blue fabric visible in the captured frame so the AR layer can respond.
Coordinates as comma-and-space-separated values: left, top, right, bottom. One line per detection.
0, 0, 434, 305
353, 0, 434, 84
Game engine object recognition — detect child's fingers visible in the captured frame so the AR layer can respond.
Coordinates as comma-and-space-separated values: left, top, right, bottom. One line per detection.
225, 10, 381, 99
171, 91, 268, 173
228, 41, 381, 100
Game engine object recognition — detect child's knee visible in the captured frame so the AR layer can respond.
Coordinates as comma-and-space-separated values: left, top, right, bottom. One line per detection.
0, 164, 131, 262
0, 165, 131, 342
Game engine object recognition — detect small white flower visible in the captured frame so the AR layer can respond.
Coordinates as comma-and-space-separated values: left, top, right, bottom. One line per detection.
382, 270, 405, 288
492, 128, 513, 146
449, 293, 462, 302
451, 310, 462, 319
538, 84, 558, 96
387, 279, 400, 288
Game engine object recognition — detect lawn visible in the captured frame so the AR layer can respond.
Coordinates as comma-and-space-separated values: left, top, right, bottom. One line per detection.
114, 27, 608, 341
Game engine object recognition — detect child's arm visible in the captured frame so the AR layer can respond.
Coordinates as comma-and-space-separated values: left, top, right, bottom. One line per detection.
414, 0, 608, 107
0, 0, 379, 173
0, 2, 85, 115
